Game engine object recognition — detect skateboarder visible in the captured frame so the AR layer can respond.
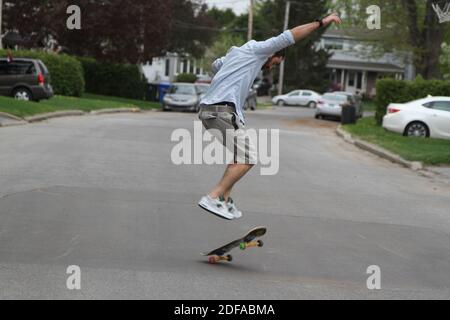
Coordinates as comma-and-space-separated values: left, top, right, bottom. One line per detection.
198, 14, 342, 220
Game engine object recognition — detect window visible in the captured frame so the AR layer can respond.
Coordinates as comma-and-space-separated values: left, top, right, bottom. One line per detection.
183, 59, 188, 73
165, 59, 170, 77
0, 61, 35, 75
289, 91, 300, 96
302, 91, 312, 96
324, 39, 344, 50
430, 101, 450, 112
348, 72, 355, 87
357, 72, 363, 90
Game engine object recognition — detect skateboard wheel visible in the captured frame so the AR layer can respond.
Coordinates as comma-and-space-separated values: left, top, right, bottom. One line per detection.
227, 255, 233, 262
208, 257, 217, 264
257, 240, 264, 248
239, 242, 247, 251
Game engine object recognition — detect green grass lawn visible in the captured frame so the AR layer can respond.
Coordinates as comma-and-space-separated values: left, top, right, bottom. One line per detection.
343, 117, 450, 165
362, 100, 376, 112
0, 94, 161, 118
83, 93, 161, 110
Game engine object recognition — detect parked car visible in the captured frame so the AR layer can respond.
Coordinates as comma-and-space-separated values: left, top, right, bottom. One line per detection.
383, 96, 450, 140
315, 93, 354, 119
272, 90, 322, 108
162, 83, 202, 112
0, 58, 53, 102
195, 83, 210, 99
253, 78, 272, 96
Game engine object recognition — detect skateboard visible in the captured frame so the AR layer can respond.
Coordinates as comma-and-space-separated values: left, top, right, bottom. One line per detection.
202, 227, 267, 264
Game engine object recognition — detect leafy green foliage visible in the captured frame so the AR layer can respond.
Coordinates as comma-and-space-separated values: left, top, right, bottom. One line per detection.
176, 73, 197, 83
78, 57, 147, 100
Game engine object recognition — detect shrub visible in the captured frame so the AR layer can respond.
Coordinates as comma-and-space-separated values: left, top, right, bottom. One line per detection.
78, 57, 147, 100
0, 49, 85, 97
375, 78, 450, 125
176, 73, 197, 83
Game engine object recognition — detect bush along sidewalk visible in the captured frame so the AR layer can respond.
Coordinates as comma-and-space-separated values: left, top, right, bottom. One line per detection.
375, 77, 450, 125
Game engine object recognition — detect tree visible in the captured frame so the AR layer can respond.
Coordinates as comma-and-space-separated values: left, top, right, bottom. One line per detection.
3, 0, 215, 63
257, 0, 331, 93
333, 0, 449, 79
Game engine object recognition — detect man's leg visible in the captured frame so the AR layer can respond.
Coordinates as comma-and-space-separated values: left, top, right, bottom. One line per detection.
209, 163, 254, 200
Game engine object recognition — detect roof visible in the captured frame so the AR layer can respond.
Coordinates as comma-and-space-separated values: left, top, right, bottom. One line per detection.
327, 50, 405, 73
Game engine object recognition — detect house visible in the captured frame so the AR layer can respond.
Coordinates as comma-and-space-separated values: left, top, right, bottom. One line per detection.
141, 53, 210, 84
321, 29, 415, 97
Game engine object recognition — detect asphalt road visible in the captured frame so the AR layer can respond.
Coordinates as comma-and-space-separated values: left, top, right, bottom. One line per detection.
0, 107, 449, 300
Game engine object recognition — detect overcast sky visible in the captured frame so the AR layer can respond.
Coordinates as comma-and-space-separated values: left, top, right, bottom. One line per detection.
204, 0, 249, 15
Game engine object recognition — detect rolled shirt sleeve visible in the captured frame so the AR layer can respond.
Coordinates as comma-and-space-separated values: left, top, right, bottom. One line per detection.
250, 30, 295, 57
211, 57, 225, 76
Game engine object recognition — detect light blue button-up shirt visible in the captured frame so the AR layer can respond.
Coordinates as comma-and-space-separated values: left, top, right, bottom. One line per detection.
201, 30, 296, 124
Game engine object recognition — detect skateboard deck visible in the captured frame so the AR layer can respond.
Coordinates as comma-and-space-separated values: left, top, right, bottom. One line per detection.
202, 227, 267, 264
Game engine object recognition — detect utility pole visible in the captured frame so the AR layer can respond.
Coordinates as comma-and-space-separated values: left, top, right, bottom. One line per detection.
0, 0, 3, 49
247, 0, 254, 41
278, 1, 290, 96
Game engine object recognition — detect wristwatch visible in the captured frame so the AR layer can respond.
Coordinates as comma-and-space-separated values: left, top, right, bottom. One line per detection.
316, 18, 324, 28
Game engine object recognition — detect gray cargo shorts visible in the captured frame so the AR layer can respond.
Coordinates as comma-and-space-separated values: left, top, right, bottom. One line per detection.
199, 104, 257, 164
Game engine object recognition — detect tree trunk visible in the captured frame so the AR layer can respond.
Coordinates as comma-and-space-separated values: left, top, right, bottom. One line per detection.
402, 0, 444, 79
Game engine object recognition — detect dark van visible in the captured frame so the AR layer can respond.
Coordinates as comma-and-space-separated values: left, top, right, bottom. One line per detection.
0, 58, 54, 102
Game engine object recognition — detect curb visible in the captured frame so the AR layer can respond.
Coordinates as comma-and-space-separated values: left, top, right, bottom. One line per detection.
25, 110, 85, 123
336, 126, 424, 172
0, 112, 25, 122
90, 107, 141, 115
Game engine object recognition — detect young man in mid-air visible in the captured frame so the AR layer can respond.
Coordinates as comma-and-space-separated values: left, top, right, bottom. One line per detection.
198, 13, 342, 220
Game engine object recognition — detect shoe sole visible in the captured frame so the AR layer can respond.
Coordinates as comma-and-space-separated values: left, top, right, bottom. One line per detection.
198, 204, 234, 221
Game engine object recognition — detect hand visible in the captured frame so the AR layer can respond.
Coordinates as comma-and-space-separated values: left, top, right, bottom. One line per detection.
322, 13, 342, 26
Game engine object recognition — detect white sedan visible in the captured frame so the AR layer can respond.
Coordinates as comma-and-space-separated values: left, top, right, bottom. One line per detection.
383, 96, 450, 140
272, 90, 322, 108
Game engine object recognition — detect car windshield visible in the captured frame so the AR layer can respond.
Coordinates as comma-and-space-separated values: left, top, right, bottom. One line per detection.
169, 85, 196, 95
196, 85, 209, 94
323, 94, 347, 102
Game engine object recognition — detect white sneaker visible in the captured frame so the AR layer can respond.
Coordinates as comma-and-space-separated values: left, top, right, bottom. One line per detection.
227, 198, 243, 219
199, 195, 235, 220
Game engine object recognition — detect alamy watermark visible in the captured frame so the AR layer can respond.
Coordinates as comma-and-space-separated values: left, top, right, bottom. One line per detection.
366, 265, 381, 290
66, 265, 81, 290
171, 121, 280, 176
433, 1, 450, 23
67, 5, 81, 30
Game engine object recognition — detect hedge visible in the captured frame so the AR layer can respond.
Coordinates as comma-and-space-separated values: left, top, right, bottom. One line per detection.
78, 57, 147, 100
0, 49, 85, 97
176, 73, 197, 83
375, 78, 450, 125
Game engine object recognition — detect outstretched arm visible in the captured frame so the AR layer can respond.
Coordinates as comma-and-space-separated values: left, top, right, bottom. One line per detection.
290, 13, 342, 42
249, 13, 342, 57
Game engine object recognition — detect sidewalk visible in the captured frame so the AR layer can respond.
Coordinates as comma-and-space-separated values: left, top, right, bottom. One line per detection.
0, 113, 27, 127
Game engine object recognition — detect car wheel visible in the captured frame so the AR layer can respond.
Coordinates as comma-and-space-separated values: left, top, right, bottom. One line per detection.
13, 88, 33, 101
277, 100, 285, 107
315, 114, 322, 119
404, 122, 430, 138
308, 101, 317, 109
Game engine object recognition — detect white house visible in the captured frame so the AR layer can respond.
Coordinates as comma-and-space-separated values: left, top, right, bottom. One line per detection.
141, 53, 209, 84
321, 29, 415, 97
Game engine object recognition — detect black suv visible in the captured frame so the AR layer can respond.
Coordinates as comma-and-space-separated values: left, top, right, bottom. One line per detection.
0, 58, 54, 102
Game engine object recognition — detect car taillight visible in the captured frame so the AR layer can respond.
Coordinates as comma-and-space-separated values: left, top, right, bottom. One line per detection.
318, 100, 324, 105
38, 73, 45, 86
388, 108, 401, 114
